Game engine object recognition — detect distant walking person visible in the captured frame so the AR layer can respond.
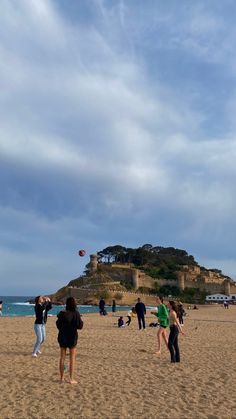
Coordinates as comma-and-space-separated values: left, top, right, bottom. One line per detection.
167, 301, 185, 363
135, 298, 146, 330
112, 299, 116, 314
223, 300, 229, 309
56, 297, 83, 384
0, 300, 2, 316
32, 296, 52, 357
99, 298, 106, 315
178, 302, 185, 325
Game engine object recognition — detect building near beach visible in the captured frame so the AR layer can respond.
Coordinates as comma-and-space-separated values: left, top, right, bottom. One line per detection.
206, 293, 236, 303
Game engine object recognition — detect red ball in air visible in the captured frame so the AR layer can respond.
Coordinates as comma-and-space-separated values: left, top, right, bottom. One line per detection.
78, 249, 86, 257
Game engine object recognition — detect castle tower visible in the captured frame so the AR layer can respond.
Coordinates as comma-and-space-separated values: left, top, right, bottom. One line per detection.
132, 269, 139, 290
224, 279, 230, 296
178, 272, 185, 291
89, 254, 98, 273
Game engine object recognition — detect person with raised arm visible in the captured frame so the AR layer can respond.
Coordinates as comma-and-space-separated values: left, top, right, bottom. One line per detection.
32, 296, 52, 357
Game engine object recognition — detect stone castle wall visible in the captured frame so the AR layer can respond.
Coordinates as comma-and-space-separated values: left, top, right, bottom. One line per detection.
89, 255, 236, 295
229, 283, 236, 293
180, 266, 228, 285
133, 270, 156, 289
184, 281, 224, 293
67, 286, 158, 306
98, 264, 133, 282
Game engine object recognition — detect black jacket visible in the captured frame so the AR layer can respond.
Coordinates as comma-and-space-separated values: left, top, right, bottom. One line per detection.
34, 302, 52, 324
56, 310, 83, 348
135, 302, 146, 316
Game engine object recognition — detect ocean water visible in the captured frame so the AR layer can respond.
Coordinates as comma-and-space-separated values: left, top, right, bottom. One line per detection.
0, 296, 132, 317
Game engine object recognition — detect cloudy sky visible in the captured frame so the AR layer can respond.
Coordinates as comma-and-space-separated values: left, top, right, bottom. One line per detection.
1, 0, 236, 295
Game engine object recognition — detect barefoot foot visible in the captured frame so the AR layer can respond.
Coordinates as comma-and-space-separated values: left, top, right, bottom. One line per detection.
68, 379, 78, 384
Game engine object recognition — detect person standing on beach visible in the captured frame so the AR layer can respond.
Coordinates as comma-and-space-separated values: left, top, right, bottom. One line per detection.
151, 296, 169, 354
167, 301, 185, 363
135, 298, 146, 330
32, 296, 52, 357
178, 302, 185, 325
223, 300, 229, 309
99, 297, 106, 315
112, 299, 116, 314
56, 297, 83, 384
0, 300, 2, 316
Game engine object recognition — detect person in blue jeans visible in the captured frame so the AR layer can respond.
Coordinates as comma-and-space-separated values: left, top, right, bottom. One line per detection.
32, 296, 52, 357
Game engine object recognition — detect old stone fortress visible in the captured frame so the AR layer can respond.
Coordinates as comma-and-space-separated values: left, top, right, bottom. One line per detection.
65, 253, 236, 306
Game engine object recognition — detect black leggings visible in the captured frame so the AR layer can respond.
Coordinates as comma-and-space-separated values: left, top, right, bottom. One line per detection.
168, 325, 180, 362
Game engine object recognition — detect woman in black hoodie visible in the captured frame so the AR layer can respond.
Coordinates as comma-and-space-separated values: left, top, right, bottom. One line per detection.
56, 297, 83, 384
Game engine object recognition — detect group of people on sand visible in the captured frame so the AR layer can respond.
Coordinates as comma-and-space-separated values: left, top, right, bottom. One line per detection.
117, 310, 132, 327
131, 295, 185, 363
106, 295, 185, 363
32, 295, 83, 384
32, 293, 185, 384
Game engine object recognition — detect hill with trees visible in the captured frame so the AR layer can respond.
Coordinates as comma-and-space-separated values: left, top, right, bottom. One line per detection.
97, 243, 197, 280
50, 243, 233, 304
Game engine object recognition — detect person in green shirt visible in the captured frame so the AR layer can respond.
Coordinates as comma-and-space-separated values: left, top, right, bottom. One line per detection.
152, 296, 169, 355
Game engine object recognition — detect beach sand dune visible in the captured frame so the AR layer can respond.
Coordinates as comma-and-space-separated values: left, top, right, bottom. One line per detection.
0, 305, 236, 419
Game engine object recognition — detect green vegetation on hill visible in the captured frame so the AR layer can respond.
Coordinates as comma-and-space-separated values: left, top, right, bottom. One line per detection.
98, 243, 197, 280
96, 244, 209, 302
154, 284, 207, 304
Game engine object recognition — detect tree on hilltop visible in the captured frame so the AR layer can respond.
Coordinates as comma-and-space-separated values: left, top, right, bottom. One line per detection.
96, 244, 197, 272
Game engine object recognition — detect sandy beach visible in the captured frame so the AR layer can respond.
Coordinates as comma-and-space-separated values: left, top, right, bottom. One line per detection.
0, 305, 236, 419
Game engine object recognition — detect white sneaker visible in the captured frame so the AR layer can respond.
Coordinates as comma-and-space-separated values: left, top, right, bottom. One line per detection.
32, 353, 37, 357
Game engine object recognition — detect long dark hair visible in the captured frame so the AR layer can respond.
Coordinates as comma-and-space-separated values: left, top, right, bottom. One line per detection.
169, 300, 179, 315
35, 296, 41, 304
157, 296, 164, 303
66, 297, 77, 312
